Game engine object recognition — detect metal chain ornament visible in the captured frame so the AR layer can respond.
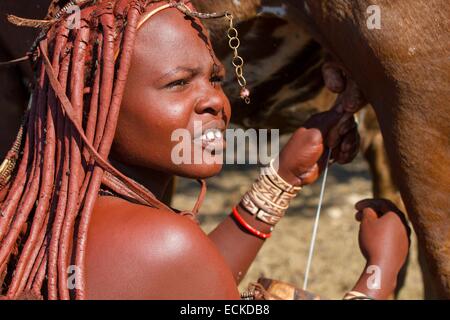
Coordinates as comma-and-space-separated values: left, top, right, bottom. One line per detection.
175, 4, 251, 104
226, 12, 251, 104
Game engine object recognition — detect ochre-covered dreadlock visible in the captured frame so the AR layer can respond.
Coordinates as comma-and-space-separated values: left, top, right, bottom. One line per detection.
0, 0, 228, 300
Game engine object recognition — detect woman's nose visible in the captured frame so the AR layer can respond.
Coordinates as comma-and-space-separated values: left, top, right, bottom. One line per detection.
194, 87, 224, 116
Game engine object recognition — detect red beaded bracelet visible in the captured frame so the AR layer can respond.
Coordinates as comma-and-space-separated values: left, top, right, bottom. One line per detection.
232, 206, 272, 239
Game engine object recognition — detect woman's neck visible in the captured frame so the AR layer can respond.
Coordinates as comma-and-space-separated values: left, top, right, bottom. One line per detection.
109, 158, 173, 201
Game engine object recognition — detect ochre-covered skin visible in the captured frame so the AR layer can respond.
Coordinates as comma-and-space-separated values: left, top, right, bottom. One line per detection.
87, 196, 240, 299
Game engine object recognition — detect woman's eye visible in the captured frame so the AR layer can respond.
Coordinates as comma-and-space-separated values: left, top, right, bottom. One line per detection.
166, 79, 189, 89
210, 75, 224, 85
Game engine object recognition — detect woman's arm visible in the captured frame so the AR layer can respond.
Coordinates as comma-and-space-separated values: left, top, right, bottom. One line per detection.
208, 203, 271, 284
209, 109, 360, 284
351, 260, 399, 300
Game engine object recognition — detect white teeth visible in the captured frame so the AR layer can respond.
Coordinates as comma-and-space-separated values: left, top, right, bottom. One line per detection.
199, 129, 223, 142
206, 131, 216, 141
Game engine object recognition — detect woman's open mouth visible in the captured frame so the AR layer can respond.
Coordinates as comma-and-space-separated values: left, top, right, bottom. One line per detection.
196, 128, 225, 151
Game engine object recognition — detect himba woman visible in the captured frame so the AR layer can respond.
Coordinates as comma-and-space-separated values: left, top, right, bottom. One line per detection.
0, 0, 410, 300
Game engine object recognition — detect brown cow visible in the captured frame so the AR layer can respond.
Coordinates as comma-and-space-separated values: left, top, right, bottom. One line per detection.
198, 0, 418, 297
286, 0, 450, 297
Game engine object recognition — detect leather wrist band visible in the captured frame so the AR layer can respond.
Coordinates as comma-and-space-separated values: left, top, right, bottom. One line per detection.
240, 158, 302, 226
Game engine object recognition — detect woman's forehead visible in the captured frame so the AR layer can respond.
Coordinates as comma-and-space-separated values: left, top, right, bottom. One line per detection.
133, 8, 217, 70
135, 8, 211, 53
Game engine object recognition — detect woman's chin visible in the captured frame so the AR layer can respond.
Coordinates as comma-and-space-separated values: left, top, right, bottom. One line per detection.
177, 163, 223, 179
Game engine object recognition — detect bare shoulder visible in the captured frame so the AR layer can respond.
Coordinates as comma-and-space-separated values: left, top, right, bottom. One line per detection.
85, 195, 239, 299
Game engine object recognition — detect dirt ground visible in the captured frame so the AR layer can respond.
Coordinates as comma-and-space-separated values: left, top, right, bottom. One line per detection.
172, 144, 424, 300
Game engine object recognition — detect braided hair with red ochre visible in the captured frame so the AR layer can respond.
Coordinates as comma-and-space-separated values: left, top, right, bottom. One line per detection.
0, 0, 193, 300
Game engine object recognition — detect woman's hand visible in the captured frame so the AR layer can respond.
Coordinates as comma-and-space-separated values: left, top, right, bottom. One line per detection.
276, 59, 366, 187
276, 106, 360, 187
351, 199, 411, 299
355, 199, 411, 271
